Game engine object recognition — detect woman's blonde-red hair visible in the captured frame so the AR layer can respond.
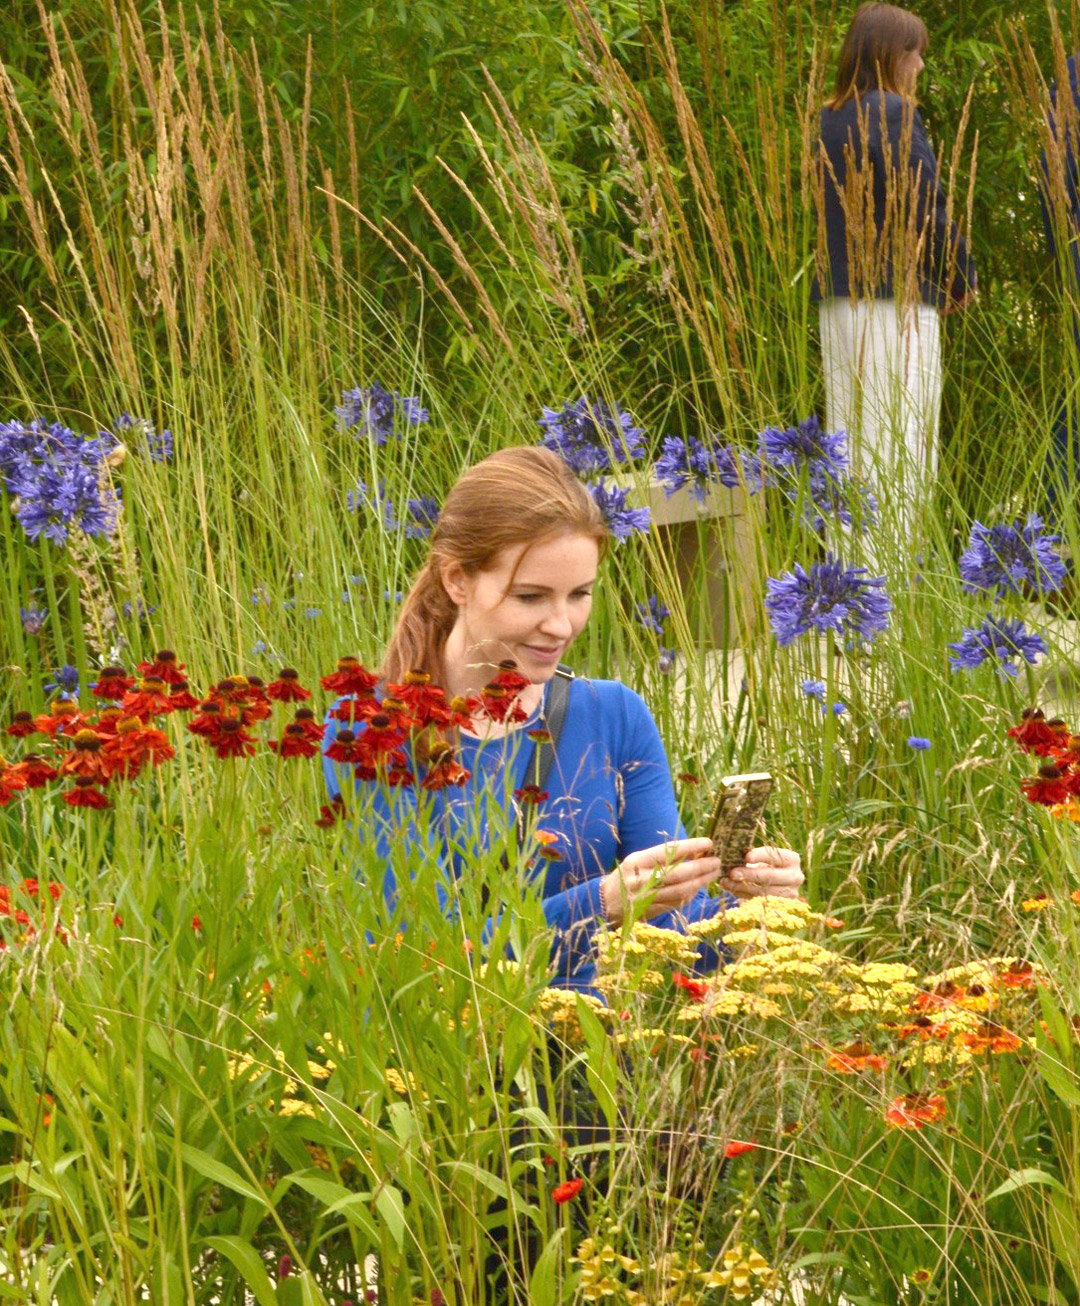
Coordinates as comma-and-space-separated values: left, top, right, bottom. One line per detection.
380, 446, 609, 685
825, 2, 928, 110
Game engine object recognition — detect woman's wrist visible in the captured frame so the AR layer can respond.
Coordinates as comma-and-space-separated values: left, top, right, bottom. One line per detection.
597, 874, 610, 924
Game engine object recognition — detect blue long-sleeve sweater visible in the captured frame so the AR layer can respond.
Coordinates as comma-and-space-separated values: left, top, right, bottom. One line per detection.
322, 676, 735, 992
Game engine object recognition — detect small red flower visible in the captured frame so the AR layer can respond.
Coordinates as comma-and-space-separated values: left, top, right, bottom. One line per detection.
102, 718, 175, 777
492, 661, 530, 694
192, 914, 203, 932
269, 723, 320, 759
120, 677, 175, 722
168, 681, 201, 712
997, 961, 1041, 989
360, 714, 406, 759
1009, 709, 1069, 756
0, 764, 29, 806
480, 682, 528, 725
326, 729, 365, 764
723, 1139, 758, 1159
187, 702, 224, 738
885, 1093, 947, 1130
314, 797, 345, 828
1021, 763, 1075, 807
421, 742, 470, 790
320, 657, 379, 697
33, 701, 88, 736
387, 671, 452, 728
291, 707, 326, 742
447, 694, 482, 729
60, 777, 110, 808
958, 1021, 1023, 1055
58, 729, 112, 783
267, 668, 312, 702
673, 972, 709, 1000
513, 783, 549, 805
277, 1253, 292, 1280
209, 719, 257, 759
12, 754, 58, 788
92, 666, 136, 700
551, 1177, 583, 1204
136, 650, 188, 687
6, 711, 38, 738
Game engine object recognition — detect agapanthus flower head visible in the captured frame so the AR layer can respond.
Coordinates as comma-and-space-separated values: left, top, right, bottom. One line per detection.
20, 603, 47, 635
958, 515, 1067, 596
335, 382, 429, 443
635, 595, 670, 636
948, 615, 1046, 678
539, 396, 644, 476
758, 415, 848, 478
349, 480, 440, 539
801, 679, 826, 701
587, 479, 651, 542
107, 414, 173, 463
764, 555, 891, 646
44, 665, 80, 699
653, 433, 747, 502
793, 466, 878, 535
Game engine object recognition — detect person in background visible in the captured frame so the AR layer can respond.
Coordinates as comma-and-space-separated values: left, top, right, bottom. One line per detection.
813, 1, 976, 541
1040, 50, 1080, 517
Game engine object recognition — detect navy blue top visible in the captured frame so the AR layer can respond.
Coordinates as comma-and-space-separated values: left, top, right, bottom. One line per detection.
813, 90, 976, 309
322, 676, 735, 993
1040, 54, 1080, 293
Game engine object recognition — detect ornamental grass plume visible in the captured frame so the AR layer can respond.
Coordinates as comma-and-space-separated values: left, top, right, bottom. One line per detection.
764, 555, 890, 646
539, 396, 645, 475
958, 514, 1067, 595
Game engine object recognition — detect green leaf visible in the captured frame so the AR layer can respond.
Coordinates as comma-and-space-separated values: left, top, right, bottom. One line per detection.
986, 1167, 1067, 1201
374, 1184, 407, 1249
180, 1144, 268, 1207
528, 1228, 566, 1306
574, 995, 618, 1130
203, 1236, 277, 1306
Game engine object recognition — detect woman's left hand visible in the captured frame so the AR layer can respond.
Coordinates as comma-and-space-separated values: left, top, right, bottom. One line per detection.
720, 846, 804, 899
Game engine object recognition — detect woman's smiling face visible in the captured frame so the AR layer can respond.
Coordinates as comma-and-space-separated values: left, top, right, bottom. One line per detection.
442, 531, 600, 685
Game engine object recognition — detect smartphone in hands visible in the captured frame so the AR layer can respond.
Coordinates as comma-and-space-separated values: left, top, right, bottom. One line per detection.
709, 773, 773, 873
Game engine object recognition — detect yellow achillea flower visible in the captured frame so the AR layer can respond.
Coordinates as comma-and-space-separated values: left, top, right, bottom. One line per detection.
614, 1029, 693, 1051
536, 987, 607, 1043
278, 1096, 317, 1118
385, 1067, 428, 1101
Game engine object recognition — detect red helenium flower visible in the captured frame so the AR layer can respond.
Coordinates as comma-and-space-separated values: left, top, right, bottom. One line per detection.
6, 711, 38, 738
92, 666, 136, 699
120, 678, 175, 722
266, 668, 312, 702
320, 657, 379, 696
60, 778, 111, 808
723, 1139, 758, 1159
1008, 709, 1069, 756
673, 972, 709, 1000
12, 754, 59, 788
269, 723, 320, 759
551, 1177, 583, 1203
885, 1093, 947, 1130
136, 650, 188, 687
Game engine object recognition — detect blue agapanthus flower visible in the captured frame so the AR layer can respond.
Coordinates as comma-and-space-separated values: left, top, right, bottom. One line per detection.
539, 397, 645, 476
349, 481, 439, 539
801, 678, 826, 701
765, 555, 892, 646
107, 414, 173, 463
44, 664, 80, 698
335, 382, 429, 443
758, 415, 848, 479
0, 417, 121, 547
587, 479, 651, 542
653, 434, 749, 501
792, 466, 879, 534
948, 615, 1047, 678
958, 515, 1067, 596
20, 603, 47, 635
658, 647, 676, 674
635, 594, 670, 636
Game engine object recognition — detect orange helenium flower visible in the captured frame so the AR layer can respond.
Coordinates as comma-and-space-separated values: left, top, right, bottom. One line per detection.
826, 1041, 889, 1073
885, 1093, 947, 1130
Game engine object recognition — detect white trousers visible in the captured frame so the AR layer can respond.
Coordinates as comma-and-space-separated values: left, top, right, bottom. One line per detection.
819, 296, 943, 494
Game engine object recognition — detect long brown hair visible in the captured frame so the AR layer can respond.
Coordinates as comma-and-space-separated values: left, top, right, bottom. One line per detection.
825, 3, 928, 110
380, 446, 609, 684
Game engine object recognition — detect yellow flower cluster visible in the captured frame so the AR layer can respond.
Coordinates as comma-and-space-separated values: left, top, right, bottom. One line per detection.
595, 968, 668, 998
698, 1245, 779, 1299
385, 1067, 429, 1101
536, 986, 607, 1043
674, 991, 784, 1021
571, 1237, 643, 1304
596, 920, 700, 969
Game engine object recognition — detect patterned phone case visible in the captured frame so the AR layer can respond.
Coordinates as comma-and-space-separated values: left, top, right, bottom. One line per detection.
710, 772, 773, 873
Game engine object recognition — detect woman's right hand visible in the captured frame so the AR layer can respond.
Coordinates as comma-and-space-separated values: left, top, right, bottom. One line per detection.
599, 838, 724, 928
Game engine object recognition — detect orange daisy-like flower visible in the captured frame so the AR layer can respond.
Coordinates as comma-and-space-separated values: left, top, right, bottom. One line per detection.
360, 714, 407, 760
187, 702, 224, 739
387, 671, 452, 729
168, 681, 201, 712
291, 707, 325, 743
958, 1021, 1023, 1055
136, 650, 188, 687
58, 729, 112, 783
895, 1015, 950, 1041
6, 711, 38, 738
1021, 764, 1075, 807
120, 677, 175, 722
60, 777, 110, 809
723, 1139, 758, 1159
480, 682, 528, 725
1008, 709, 1069, 756
447, 694, 482, 730
266, 668, 312, 703
885, 1093, 946, 1130
826, 1041, 889, 1074
325, 728, 365, 765
268, 723, 320, 759
551, 1177, 583, 1204
320, 656, 379, 697
33, 700, 88, 736
1021, 894, 1052, 913
209, 719, 257, 759
1050, 800, 1080, 822
102, 718, 176, 778
314, 797, 345, 828
91, 666, 135, 700
514, 783, 549, 805
421, 741, 470, 791
0, 763, 29, 806
12, 754, 59, 788
997, 961, 1042, 989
